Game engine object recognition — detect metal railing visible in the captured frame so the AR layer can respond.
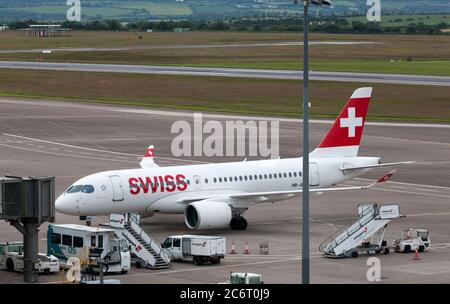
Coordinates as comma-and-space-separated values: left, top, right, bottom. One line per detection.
127, 213, 171, 263
319, 204, 378, 254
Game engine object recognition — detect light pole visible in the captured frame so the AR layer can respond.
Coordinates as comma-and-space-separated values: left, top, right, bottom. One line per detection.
298, 0, 331, 285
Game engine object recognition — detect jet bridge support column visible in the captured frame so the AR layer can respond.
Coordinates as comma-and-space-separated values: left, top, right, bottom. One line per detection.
11, 219, 39, 283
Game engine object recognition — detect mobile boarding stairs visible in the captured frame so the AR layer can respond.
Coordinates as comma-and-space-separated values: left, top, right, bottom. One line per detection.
103, 213, 171, 269
319, 203, 402, 258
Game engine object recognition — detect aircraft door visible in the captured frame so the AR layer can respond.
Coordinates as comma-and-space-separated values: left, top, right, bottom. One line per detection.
309, 163, 319, 187
109, 175, 124, 202
108, 240, 121, 265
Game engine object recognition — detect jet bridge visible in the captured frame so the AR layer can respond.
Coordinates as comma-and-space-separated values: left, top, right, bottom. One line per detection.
319, 203, 401, 258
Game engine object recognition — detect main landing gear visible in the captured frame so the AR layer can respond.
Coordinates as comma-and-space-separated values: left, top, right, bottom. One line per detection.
230, 217, 248, 230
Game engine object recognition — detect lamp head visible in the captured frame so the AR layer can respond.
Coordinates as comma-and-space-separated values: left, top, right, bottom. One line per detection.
312, 0, 332, 5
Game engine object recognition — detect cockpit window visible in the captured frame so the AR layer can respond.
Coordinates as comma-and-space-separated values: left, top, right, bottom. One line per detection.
66, 185, 82, 193
81, 185, 95, 193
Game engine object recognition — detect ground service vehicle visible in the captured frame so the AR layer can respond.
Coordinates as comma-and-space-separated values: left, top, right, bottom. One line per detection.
162, 235, 225, 265
393, 228, 430, 253
47, 224, 131, 273
0, 242, 59, 273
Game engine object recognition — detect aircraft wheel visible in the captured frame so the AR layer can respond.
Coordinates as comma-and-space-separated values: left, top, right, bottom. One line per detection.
6, 259, 14, 272
230, 217, 248, 230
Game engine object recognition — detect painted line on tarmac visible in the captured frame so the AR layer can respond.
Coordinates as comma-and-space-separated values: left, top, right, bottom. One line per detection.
0, 143, 136, 164
2, 133, 207, 164
50, 254, 322, 284
372, 187, 450, 199
355, 178, 450, 190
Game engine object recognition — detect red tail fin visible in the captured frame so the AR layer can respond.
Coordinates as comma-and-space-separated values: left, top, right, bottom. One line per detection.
311, 87, 372, 157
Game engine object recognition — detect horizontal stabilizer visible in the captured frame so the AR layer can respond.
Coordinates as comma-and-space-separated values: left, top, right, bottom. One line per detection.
339, 161, 415, 171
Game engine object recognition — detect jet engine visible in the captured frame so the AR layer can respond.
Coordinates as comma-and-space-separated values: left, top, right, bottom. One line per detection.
184, 200, 232, 230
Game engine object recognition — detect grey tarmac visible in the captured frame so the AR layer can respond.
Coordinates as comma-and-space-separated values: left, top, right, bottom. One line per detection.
0, 97, 448, 284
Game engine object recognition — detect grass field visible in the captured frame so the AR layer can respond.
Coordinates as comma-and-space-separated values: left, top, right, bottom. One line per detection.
0, 69, 448, 122
0, 32, 449, 76
119, 1, 193, 16
1, 1, 194, 19
347, 14, 450, 27
2, 6, 133, 18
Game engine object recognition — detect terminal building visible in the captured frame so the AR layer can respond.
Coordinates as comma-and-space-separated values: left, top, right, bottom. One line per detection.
20, 24, 72, 37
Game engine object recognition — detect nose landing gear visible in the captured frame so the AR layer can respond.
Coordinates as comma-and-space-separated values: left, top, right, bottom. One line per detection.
230, 217, 248, 230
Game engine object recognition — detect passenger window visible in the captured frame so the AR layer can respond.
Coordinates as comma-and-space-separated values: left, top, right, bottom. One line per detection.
244, 176, 248, 181
273, 173, 277, 179
269, 174, 272, 179
249, 175, 253, 180
299, 171, 302, 177
254, 175, 258, 180
264, 174, 267, 179
204, 178, 208, 184
284, 173, 287, 178
278, 173, 282, 178
91, 235, 96, 247
294, 172, 297, 177
234, 176, 238, 181
73, 236, 83, 248
62, 234, 72, 247
213, 178, 217, 183
173, 238, 181, 248
224, 177, 228, 182
239, 176, 243, 181
51, 233, 61, 245
219, 177, 222, 183
289, 172, 292, 178
81, 185, 94, 193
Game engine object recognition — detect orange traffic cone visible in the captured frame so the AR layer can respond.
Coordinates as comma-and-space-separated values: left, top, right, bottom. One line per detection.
229, 241, 237, 254
243, 241, 250, 254
412, 248, 420, 260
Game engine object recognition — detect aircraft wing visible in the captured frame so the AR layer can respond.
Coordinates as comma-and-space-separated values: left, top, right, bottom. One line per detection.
180, 170, 395, 204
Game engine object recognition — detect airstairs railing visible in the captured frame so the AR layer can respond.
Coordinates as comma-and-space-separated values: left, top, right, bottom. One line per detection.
319, 204, 379, 255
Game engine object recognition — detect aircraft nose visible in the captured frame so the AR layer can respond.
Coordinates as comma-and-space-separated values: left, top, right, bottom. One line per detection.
55, 194, 77, 215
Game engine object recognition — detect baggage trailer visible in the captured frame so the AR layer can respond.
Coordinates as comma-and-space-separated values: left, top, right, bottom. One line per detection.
162, 235, 225, 265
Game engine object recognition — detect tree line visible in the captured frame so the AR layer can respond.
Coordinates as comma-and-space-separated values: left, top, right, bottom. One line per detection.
6, 16, 449, 35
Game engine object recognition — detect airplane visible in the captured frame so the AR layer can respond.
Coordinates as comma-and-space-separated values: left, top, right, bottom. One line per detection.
55, 87, 413, 230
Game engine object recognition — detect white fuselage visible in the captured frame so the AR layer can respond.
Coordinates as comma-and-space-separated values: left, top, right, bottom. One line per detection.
55, 156, 379, 216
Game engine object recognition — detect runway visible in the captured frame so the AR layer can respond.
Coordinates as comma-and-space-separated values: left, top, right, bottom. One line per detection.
0, 60, 449, 86
0, 97, 449, 283
0, 41, 381, 54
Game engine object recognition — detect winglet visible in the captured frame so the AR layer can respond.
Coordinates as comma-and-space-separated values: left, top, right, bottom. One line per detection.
139, 145, 159, 168
367, 170, 396, 188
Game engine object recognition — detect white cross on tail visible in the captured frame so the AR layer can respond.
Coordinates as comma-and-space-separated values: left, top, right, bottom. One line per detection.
340, 107, 363, 138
